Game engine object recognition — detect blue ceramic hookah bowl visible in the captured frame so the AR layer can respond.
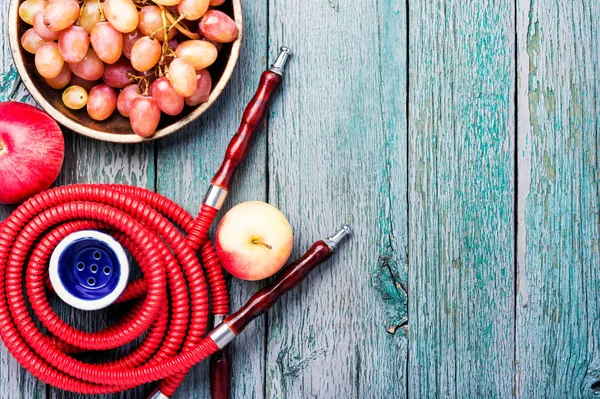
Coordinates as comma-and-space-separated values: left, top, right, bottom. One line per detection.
49, 230, 130, 311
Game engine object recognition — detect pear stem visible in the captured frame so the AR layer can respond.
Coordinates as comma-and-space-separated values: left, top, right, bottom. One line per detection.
252, 239, 272, 250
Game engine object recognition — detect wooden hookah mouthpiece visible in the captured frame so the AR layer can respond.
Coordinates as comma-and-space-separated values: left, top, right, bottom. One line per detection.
208, 47, 293, 203
208, 225, 353, 348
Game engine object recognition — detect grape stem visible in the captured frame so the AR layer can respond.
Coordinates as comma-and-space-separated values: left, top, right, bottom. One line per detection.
77, 0, 87, 25
97, 0, 106, 22
128, 72, 154, 96
156, 4, 200, 40
156, 10, 170, 76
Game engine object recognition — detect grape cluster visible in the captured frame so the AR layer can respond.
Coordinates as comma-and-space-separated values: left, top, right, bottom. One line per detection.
19, 0, 238, 138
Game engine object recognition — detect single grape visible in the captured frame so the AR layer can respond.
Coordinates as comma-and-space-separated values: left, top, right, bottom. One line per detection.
21, 28, 47, 54
199, 10, 239, 43
35, 42, 64, 79
129, 97, 161, 137
185, 69, 212, 106
130, 37, 162, 72
103, 58, 134, 88
70, 75, 98, 91
103, 0, 139, 33
138, 6, 176, 42
62, 85, 89, 110
122, 30, 143, 59
177, 0, 209, 21
168, 58, 197, 97
43, 0, 80, 32
58, 26, 90, 63
45, 64, 72, 89
87, 84, 117, 121
19, 0, 48, 26
117, 84, 144, 117
68, 48, 105, 81
175, 40, 218, 70
209, 0, 226, 5
79, 1, 103, 33
151, 77, 184, 116
90, 22, 124, 64
33, 10, 60, 41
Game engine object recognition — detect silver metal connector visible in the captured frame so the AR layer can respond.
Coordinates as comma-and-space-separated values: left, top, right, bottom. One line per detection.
203, 185, 229, 210
147, 389, 169, 399
324, 225, 353, 251
269, 47, 292, 75
208, 322, 237, 349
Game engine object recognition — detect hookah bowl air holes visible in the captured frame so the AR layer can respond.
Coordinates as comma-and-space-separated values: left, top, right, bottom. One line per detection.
48, 230, 130, 311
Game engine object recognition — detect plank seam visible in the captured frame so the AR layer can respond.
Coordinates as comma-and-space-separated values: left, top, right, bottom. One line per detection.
512, 0, 519, 397
405, 0, 411, 395
263, 1, 271, 398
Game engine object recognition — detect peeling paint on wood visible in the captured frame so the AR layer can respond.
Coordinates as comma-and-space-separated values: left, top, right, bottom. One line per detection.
265, 0, 408, 397
408, 0, 515, 398
516, 0, 600, 397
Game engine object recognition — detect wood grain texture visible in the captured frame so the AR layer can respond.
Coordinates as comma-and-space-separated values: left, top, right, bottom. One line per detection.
156, 1, 269, 397
265, 0, 408, 397
0, 0, 20, 103
408, 1, 515, 398
516, 1, 600, 397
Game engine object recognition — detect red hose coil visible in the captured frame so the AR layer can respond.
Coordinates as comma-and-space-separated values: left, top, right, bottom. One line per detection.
0, 184, 229, 396
201, 241, 229, 316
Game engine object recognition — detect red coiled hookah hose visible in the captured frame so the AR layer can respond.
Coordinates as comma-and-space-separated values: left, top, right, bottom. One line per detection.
0, 48, 351, 398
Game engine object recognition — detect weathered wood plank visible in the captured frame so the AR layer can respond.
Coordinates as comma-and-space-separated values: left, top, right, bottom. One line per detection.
265, 0, 408, 397
407, 1, 515, 397
156, 1, 269, 398
516, 1, 600, 397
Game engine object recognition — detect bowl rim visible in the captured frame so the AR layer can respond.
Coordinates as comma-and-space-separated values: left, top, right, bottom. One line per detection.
8, 0, 243, 144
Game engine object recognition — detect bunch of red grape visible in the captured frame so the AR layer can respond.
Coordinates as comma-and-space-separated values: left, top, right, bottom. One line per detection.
19, 0, 238, 137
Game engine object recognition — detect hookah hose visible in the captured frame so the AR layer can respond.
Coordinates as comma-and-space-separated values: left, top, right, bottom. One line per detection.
0, 47, 350, 398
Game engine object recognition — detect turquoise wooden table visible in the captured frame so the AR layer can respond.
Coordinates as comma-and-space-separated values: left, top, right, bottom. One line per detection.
1, 0, 599, 398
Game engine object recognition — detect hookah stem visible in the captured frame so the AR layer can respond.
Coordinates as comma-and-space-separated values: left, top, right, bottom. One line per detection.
212, 47, 292, 191
208, 235, 351, 399
223, 226, 352, 335
227, 244, 333, 331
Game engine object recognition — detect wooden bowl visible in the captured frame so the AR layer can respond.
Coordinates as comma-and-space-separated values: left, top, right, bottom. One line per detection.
8, 0, 243, 143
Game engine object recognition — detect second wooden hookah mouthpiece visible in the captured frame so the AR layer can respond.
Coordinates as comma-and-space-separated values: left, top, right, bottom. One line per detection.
209, 225, 353, 347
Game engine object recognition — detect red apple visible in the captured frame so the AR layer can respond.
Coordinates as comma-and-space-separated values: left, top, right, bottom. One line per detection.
216, 201, 294, 281
0, 102, 64, 204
